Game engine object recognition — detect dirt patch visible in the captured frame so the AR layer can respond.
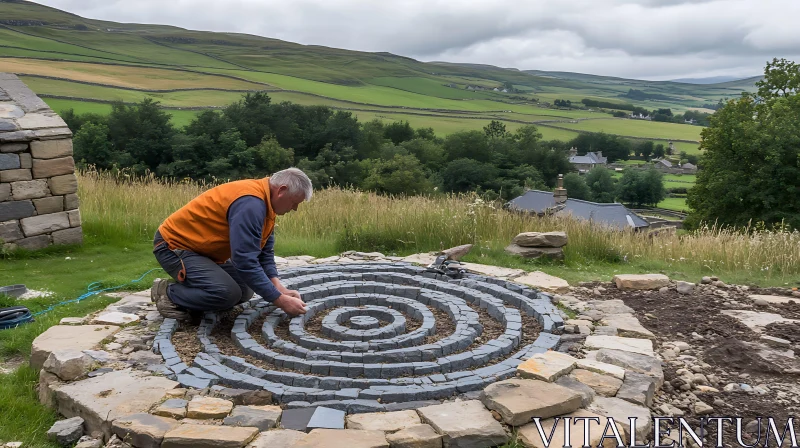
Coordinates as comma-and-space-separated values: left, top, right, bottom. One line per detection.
172, 325, 200, 366
764, 322, 800, 343
702, 339, 785, 375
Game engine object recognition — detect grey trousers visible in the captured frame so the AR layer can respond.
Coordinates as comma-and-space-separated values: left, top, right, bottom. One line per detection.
153, 230, 254, 312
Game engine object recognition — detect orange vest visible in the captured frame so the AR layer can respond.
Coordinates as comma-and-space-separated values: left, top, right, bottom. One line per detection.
158, 178, 276, 264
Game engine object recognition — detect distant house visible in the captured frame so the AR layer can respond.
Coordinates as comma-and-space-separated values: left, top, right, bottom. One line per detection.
629, 113, 652, 121
685, 118, 697, 124
508, 176, 649, 231
653, 159, 673, 171
680, 162, 698, 174
568, 148, 607, 173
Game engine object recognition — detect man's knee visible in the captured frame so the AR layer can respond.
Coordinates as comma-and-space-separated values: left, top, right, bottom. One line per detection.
206, 282, 242, 310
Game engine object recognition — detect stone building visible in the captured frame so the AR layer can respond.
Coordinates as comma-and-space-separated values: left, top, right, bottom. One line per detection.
568, 148, 607, 173
0, 73, 81, 251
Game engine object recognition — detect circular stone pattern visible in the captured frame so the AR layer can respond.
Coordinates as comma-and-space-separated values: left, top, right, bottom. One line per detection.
155, 262, 565, 412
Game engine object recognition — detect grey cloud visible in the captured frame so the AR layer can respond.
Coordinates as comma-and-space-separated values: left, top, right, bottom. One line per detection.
32, 0, 800, 79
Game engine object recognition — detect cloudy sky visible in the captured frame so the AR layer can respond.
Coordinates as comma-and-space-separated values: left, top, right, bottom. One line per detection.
35, 0, 800, 80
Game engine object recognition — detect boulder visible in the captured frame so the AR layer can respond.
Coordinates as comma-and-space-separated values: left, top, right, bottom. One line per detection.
517, 351, 577, 382
47, 417, 84, 447
31, 325, 120, 370
53, 369, 178, 439
439, 244, 473, 261
111, 414, 180, 448
514, 271, 570, 293
584, 336, 654, 356
480, 379, 582, 426
676, 281, 695, 295
223, 405, 282, 431
43, 350, 94, 381
293, 429, 388, 448
511, 232, 568, 248
417, 400, 508, 448
504, 244, 564, 260
386, 424, 443, 448
346, 410, 421, 432
518, 409, 624, 448
248, 429, 306, 448
161, 425, 260, 448
615, 372, 657, 407
569, 369, 623, 397
187, 396, 234, 419
587, 397, 651, 441
612, 274, 670, 290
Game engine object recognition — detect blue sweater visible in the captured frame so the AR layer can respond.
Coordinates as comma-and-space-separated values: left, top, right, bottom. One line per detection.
226, 195, 281, 302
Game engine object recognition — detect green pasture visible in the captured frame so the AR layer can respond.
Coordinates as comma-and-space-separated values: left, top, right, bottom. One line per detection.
657, 197, 689, 212
43, 98, 199, 127
556, 118, 702, 141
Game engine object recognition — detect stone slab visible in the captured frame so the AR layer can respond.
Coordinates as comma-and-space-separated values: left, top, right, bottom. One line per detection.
517, 351, 577, 382
460, 262, 525, 278
0, 200, 34, 221
53, 369, 178, 439
161, 425, 260, 448
600, 314, 655, 339
111, 413, 180, 448
91, 311, 140, 326
518, 409, 624, 448
386, 424, 443, 448
293, 429, 388, 448
417, 400, 508, 448
720, 310, 799, 332
587, 397, 652, 440
248, 429, 306, 448
223, 405, 282, 431
504, 245, 564, 260
153, 399, 188, 419
480, 379, 582, 426
346, 410, 421, 432
749, 294, 798, 305
43, 349, 93, 381
31, 325, 120, 370
584, 336, 654, 356
595, 349, 664, 388
570, 369, 623, 397
187, 396, 234, 419
30, 139, 73, 159
575, 358, 626, 380
514, 271, 570, 293
612, 274, 670, 290
32, 156, 75, 179
511, 231, 568, 248
21, 212, 70, 237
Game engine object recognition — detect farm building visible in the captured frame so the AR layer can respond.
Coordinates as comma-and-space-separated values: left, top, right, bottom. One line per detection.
568, 148, 608, 173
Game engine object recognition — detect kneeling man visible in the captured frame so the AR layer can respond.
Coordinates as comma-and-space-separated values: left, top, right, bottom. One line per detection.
151, 168, 311, 320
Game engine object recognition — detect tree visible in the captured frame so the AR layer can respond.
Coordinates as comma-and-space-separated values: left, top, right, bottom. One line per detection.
568, 132, 632, 162
441, 158, 499, 193
443, 131, 490, 162
483, 120, 508, 139
361, 154, 432, 196
400, 138, 446, 171
635, 141, 654, 160
618, 169, 665, 206
105, 98, 176, 173
562, 173, 591, 200
687, 58, 800, 229
585, 166, 617, 203
383, 121, 415, 145
73, 122, 113, 169
653, 144, 666, 159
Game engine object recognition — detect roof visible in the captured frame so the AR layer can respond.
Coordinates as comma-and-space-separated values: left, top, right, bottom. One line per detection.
569, 152, 607, 165
508, 190, 650, 230
656, 159, 673, 167
682, 162, 697, 169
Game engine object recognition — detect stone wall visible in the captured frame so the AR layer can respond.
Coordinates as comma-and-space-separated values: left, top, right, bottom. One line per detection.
0, 73, 82, 251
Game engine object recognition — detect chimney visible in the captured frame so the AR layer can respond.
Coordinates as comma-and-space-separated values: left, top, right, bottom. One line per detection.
568, 147, 578, 158
596, 151, 602, 159
554, 174, 567, 204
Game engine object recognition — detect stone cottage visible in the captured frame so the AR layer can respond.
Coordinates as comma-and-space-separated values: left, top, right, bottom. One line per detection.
0, 73, 81, 251
568, 148, 607, 173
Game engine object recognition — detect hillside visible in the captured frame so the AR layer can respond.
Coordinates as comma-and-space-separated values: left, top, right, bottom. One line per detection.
0, 0, 757, 151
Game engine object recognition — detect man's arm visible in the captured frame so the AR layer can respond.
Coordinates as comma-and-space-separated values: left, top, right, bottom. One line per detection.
258, 234, 298, 297
228, 196, 283, 302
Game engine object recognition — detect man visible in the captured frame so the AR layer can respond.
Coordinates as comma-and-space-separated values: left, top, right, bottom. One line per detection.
151, 168, 311, 320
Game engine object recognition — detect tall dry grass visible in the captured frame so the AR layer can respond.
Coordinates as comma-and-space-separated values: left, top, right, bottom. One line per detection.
78, 169, 800, 279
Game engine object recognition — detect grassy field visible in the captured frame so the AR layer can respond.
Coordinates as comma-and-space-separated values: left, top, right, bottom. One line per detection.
556, 118, 703, 142
658, 197, 690, 212
42, 98, 199, 127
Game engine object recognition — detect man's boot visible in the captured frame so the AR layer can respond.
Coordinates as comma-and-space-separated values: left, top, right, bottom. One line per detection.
151, 278, 189, 320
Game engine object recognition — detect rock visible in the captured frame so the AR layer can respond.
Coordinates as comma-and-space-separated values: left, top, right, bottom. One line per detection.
587, 397, 652, 441
516, 351, 577, 382
575, 358, 626, 380
459, 262, 525, 278
694, 401, 714, 415
701, 276, 712, 284
676, 281, 696, 295
60, 317, 86, 325
511, 232, 568, 248
187, 396, 234, 419
587, 300, 634, 315
53, 369, 178, 439
386, 424, 443, 448
212, 388, 273, 406
103, 434, 132, 448
480, 379, 582, 426
43, 350, 94, 381
75, 436, 103, 448
514, 271, 570, 293
518, 409, 624, 448
111, 413, 180, 448
760, 335, 791, 348
749, 294, 797, 305
615, 372, 657, 407
753, 298, 769, 307
293, 429, 388, 448
555, 376, 596, 407
248, 429, 306, 448
281, 406, 345, 432
720, 310, 799, 332
161, 425, 260, 448
223, 405, 282, 431
346, 410, 421, 433
417, 400, 508, 448
47, 416, 84, 446
504, 244, 564, 260
600, 314, 655, 339
31, 325, 120, 370
584, 336, 654, 356
612, 274, 670, 290
570, 369, 623, 397
153, 399, 188, 419
91, 312, 140, 326
439, 244, 473, 261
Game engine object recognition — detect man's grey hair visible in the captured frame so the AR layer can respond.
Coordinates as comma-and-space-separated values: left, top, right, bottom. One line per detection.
270, 168, 313, 201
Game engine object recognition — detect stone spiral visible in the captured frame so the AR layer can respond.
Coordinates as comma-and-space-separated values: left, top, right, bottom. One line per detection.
154, 263, 564, 413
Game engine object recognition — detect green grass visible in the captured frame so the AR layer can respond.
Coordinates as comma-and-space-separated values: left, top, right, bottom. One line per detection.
42, 98, 201, 127
556, 118, 702, 141
657, 197, 689, 212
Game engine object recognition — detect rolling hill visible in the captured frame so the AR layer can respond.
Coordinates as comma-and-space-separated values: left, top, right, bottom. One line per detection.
0, 0, 758, 152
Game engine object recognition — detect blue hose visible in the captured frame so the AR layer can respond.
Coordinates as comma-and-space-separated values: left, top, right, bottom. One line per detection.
0, 268, 163, 330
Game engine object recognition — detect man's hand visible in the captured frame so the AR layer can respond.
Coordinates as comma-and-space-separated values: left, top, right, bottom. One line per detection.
273, 294, 307, 316
284, 289, 302, 300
